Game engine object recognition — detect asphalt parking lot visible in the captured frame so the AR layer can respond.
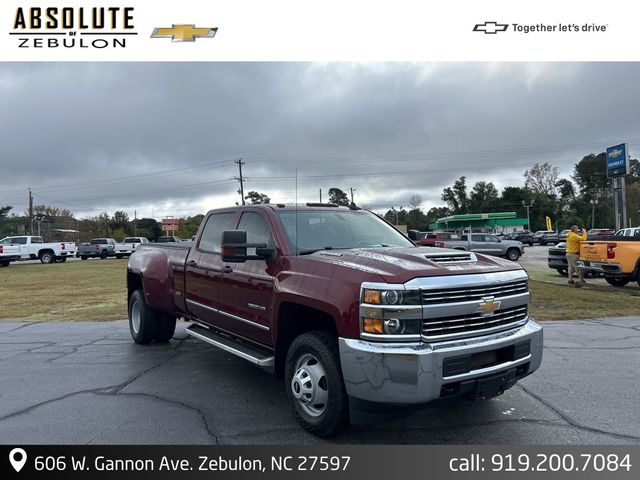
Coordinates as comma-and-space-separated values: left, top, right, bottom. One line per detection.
0, 318, 639, 445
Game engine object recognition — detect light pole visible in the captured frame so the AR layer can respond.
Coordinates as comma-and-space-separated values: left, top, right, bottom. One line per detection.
590, 199, 598, 229
522, 200, 534, 232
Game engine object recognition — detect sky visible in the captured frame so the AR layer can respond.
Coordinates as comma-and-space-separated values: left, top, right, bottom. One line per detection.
1, 62, 639, 220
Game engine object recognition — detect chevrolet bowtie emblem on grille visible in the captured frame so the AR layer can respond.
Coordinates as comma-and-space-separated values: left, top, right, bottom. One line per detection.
478, 296, 501, 315
473, 22, 509, 34
151, 24, 218, 42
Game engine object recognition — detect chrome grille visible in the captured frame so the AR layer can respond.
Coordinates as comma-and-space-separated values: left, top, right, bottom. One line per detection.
421, 280, 528, 305
422, 305, 528, 339
426, 253, 474, 263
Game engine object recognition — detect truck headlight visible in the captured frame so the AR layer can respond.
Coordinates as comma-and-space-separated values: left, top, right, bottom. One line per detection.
362, 317, 421, 335
362, 289, 420, 305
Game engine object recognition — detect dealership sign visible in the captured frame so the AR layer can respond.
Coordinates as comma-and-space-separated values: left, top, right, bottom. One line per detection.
606, 143, 629, 177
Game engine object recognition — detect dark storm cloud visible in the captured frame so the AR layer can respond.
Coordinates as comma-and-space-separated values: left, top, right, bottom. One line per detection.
1, 62, 639, 218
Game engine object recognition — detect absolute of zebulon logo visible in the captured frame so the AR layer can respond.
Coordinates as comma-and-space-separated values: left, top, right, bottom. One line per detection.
473, 21, 608, 34
10, 6, 137, 49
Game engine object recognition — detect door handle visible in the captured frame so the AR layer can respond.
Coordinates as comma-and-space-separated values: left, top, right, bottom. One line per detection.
187, 260, 198, 267
222, 266, 233, 274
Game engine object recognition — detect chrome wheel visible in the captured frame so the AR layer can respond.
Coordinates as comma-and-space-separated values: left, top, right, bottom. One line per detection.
131, 298, 141, 334
291, 353, 328, 417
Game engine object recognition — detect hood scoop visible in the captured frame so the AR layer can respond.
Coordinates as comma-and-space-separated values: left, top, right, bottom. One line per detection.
425, 252, 477, 263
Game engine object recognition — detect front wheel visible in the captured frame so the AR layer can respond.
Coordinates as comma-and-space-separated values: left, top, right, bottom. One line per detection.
0, 261, 9, 267
100, 250, 108, 259
80, 256, 88, 260
605, 277, 630, 287
556, 268, 568, 276
285, 331, 349, 437
506, 248, 520, 261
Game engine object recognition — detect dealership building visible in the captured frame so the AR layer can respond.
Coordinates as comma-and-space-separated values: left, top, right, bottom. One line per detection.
428, 212, 529, 233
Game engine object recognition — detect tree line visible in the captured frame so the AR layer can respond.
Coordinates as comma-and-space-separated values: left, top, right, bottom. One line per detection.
1, 152, 638, 240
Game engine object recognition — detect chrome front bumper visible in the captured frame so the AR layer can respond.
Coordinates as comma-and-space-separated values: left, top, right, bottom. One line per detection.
339, 319, 543, 404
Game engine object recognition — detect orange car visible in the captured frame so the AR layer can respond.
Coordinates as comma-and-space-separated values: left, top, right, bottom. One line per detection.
579, 238, 640, 287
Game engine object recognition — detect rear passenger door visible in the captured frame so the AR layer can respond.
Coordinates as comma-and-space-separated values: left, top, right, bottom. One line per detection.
184, 212, 236, 326
216, 211, 276, 346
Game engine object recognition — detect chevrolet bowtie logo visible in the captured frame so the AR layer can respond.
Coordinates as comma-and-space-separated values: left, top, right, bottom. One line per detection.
478, 296, 501, 315
151, 24, 218, 42
473, 21, 509, 34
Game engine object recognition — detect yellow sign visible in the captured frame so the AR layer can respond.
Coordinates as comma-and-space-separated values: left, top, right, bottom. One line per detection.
545, 216, 552, 231
151, 24, 218, 42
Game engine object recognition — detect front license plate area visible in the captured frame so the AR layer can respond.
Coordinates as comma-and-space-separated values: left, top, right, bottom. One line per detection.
469, 369, 517, 399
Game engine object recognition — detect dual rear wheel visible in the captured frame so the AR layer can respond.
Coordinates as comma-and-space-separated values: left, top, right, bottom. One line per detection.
128, 290, 176, 344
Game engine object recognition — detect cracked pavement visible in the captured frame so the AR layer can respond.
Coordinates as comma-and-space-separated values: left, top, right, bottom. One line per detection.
0, 318, 638, 444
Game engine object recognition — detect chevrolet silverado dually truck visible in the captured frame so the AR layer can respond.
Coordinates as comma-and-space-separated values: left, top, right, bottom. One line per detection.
579, 237, 640, 287
127, 204, 543, 436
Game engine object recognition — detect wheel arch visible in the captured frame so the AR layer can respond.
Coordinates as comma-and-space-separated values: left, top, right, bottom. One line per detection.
274, 302, 338, 379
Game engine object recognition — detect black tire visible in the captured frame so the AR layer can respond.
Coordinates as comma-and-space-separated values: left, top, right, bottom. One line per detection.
605, 277, 630, 287
155, 314, 177, 343
115, 254, 123, 259
100, 250, 108, 259
556, 268, 568, 276
39, 251, 55, 264
81, 256, 88, 260
54, 257, 67, 263
0, 261, 9, 267
528, 242, 533, 246
285, 331, 349, 437
128, 290, 158, 344
585, 270, 598, 278
506, 248, 520, 261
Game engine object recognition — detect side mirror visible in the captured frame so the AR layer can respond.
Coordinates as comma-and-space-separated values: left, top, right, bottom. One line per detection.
221, 230, 273, 263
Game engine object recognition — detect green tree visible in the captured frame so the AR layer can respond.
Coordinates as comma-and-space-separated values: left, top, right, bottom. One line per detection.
469, 181, 499, 212
328, 188, 350, 206
572, 153, 608, 196
441, 176, 469, 213
425, 206, 451, 226
244, 191, 271, 204
524, 162, 559, 196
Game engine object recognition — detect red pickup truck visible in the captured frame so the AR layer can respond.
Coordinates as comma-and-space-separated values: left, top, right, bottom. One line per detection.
127, 204, 543, 436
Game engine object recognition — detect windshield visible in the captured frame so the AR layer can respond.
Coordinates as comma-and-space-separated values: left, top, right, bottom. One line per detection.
90, 239, 106, 245
124, 238, 139, 243
277, 210, 413, 254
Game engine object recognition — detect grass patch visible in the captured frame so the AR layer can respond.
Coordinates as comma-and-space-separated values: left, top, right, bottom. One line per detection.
2, 259, 640, 322
529, 279, 640, 320
0, 259, 128, 321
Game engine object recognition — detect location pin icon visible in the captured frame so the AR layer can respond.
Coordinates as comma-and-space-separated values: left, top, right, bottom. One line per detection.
9, 448, 27, 473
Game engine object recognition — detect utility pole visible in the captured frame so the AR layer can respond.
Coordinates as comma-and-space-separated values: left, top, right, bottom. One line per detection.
234, 159, 246, 205
522, 200, 534, 232
319, 189, 322, 203
350, 187, 355, 203
134, 210, 137, 236
28, 188, 33, 234
590, 199, 598, 229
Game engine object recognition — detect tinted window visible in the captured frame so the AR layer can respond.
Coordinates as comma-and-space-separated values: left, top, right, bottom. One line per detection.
11, 237, 28, 245
485, 235, 500, 243
31, 237, 44, 244
238, 212, 274, 255
90, 239, 107, 245
199, 212, 235, 253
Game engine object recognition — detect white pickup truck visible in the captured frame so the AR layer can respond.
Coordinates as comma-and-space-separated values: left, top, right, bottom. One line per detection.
0, 235, 77, 264
0, 243, 21, 267
114, 237, 149, 258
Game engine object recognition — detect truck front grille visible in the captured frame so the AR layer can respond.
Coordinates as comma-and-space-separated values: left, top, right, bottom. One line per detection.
422, 305, 528, 340
421, 280, 528, 305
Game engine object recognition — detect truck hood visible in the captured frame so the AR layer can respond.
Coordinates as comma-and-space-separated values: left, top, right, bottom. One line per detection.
301, 246, 523, 284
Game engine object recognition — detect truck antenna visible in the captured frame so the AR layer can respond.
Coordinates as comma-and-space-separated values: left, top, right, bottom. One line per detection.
295, 169, 299, 256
